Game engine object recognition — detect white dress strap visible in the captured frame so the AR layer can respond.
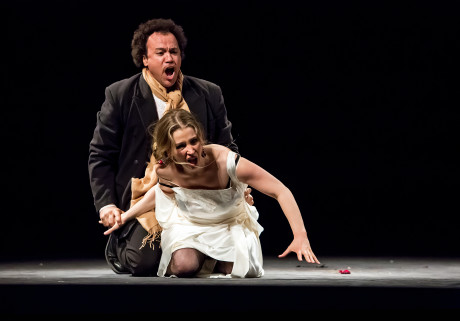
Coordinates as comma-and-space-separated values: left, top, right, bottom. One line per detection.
226, 150, 242, 188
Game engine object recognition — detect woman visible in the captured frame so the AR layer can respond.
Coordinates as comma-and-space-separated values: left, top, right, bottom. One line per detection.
104, 109, 320, 278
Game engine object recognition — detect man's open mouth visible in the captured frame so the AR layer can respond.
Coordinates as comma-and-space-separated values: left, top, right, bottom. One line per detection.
165, 67, 175, 77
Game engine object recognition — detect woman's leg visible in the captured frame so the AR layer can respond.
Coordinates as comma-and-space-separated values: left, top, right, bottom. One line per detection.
167, 248, 206, 277
214, 261, 234, 275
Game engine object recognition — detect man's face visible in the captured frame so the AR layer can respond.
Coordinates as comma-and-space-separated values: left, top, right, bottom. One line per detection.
143, 32, 182, 88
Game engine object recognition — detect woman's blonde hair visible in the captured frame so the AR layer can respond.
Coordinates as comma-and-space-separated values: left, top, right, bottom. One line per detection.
150, 109, 206, 162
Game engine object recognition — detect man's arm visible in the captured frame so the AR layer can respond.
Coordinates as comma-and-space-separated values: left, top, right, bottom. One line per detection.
208, 83, 239, 153
88, 86, 123, 213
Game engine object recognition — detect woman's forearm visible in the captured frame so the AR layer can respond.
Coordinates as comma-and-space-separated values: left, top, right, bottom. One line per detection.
122, 186, 156, 223
276, 189, 307, 237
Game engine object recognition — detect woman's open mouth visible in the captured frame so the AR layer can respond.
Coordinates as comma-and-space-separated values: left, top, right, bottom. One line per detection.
186, 156, 198, 166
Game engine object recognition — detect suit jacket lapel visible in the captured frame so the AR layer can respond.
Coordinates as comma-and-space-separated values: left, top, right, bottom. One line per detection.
133, 74, 206, 132
182, 76, 206, 127
133, 74, 159, 131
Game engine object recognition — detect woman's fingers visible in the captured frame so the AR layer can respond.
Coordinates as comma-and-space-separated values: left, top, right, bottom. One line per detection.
103, 223, 119, 235
303, 250, 320, 264
278, 247, 290, 258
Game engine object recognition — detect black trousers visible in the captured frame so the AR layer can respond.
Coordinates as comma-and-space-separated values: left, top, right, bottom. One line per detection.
114, 220, 162, 276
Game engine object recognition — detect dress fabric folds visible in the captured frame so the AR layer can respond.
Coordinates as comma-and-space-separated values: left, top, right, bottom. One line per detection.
155, 150, 264, 278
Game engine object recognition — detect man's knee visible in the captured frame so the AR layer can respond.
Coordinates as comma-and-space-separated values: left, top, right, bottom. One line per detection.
125, 241, 161, 276
120, 221, 162, 276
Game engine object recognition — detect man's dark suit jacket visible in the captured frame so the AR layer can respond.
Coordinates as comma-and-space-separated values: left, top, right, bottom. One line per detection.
88, 73, 238, 214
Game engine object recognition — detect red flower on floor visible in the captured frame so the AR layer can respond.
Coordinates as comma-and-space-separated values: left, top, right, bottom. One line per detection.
339, 269, 351, 274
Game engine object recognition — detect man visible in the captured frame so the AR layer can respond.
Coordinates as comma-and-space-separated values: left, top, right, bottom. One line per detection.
88, 18, 240, 276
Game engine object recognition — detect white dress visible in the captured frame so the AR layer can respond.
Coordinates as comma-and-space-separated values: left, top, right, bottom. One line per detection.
154, 150, 264, 278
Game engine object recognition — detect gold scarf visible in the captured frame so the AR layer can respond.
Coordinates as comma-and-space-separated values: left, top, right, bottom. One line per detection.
131, 68, 190, 248
141, 67, 190, 113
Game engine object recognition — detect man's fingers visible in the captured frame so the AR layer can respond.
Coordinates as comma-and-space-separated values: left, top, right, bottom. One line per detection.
244, 188, 254, 206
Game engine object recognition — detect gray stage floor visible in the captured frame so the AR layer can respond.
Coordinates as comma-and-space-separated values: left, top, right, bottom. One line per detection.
1, 256, 459, 313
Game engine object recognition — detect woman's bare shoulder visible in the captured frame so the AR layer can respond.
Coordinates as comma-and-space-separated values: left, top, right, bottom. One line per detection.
205, 144, 232, 158
155, 165, 177, 195
205, 145, 235, 167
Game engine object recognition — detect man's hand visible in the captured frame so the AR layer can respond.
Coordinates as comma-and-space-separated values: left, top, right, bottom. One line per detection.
244, 187, 254, 206
103, 213, 127, 235
99, 206, 124, 228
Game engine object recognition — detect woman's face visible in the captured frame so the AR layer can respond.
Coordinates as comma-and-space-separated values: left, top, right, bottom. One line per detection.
171, 127, 202, 168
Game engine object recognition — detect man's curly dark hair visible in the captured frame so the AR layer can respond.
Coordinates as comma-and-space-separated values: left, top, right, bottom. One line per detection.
131, 18, 188, 68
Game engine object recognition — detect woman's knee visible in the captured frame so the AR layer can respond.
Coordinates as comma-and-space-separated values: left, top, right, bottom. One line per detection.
215, 261, 233, 275
169, 248, 204, 277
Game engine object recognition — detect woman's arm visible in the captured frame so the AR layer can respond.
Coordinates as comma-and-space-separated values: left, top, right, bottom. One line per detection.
102, 185, 156, 235
236, 157, 320, 264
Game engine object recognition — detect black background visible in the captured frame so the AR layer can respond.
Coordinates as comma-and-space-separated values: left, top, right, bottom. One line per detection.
3, 1, 459, 261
